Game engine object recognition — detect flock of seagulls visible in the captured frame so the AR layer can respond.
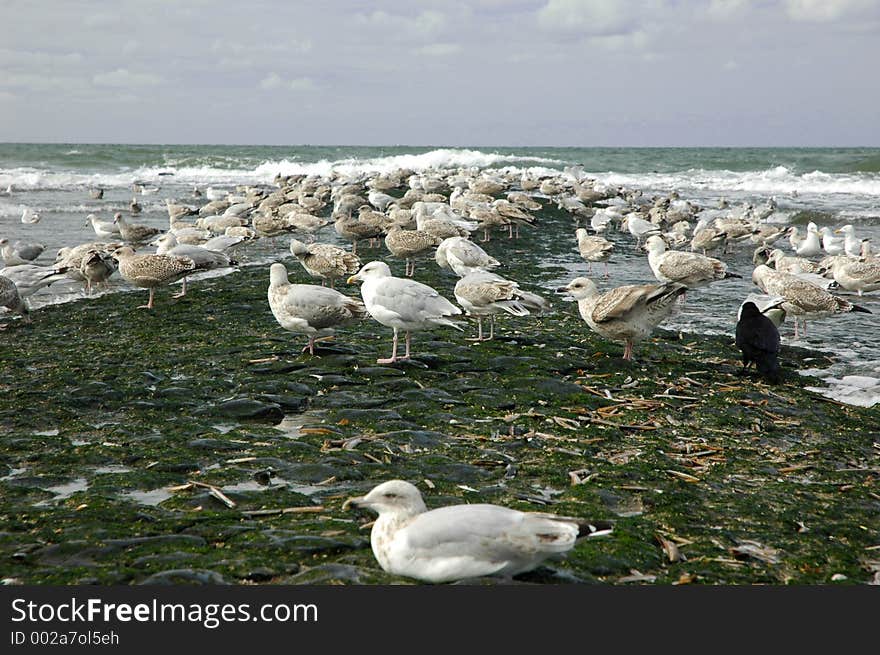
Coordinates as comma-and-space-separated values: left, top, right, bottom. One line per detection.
1, 163, 878, 581
2, 167, 877, 369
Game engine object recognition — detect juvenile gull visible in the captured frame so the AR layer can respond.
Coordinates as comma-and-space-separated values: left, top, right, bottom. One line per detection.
454, 271, 550, 341
79, 250, 117, 295
113, 212, 162, 244
434, 236, 500, 277
154, 233, 235, 297
111, 246, 196, 310
268, 262, 366, 355
825, 257, 880, 296
20, 207, 41, 224
383, 225, 441, 277
348, 261, 463, 364
751, 264, 871, 338
344, 480, 598, 583
0, 275, 28, 325
646, 235, 741, 293
289, 238, 361, 289
559, 277, 685, 360
575, 228, 614, 278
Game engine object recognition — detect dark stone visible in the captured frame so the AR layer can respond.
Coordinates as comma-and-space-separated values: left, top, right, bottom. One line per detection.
138, 569, 229, 585
256, 394, 308, 411
206, 397, 284, 423
188, 438, 242, 451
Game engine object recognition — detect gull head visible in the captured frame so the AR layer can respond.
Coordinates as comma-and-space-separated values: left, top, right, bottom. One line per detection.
269, 262, 289, 286
645, 234, 666, 254
347, 260, 391, 285
557, 277, 598, 301
752, 264, 772, 291
111, 246, 136, 261
112, 212, 123, 224
289, 238, 309, 257
343, 480, 427, 518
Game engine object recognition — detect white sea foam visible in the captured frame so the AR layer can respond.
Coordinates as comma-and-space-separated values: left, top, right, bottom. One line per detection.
588, 166, 880, 198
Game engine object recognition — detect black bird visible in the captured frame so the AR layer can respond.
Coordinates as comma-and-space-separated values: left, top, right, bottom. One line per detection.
736, 301, 781, 383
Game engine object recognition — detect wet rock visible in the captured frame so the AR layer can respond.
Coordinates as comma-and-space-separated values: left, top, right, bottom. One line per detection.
523, 377, 586, 400
260, 531, 367, 555
152, 461, 201, 473
310, 391, 389, 409
205, 397, 284, 423
304, 373, 362, 386
355, 366, 406, 377
155, 387, 193, 399
131, 552, 200, 568
375, 430, 449, 449
256, 394, 308, 411
243, 567, 281, 582
280, 563, 403, 585
420, 458, 493, 484
398, 388, 465, 405
334, 408, 402, 423
188, 438, 242, 451
138, 569, 229, 585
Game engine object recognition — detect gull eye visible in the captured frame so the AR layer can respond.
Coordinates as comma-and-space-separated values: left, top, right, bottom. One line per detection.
383, 493, 399, 499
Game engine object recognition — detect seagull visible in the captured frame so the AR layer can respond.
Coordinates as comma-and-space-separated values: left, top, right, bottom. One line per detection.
85, 214, 122, 239
735, 301, 782, 383
752, 264, 871, 338
824, 257, 880, 296
575, 228, 613, 278
21, 207, 41, 224
111, 246, 195, 309
154, 233, 236, 297
836, 225, 863, 258
558, 277, 685, 360
130, 198, 142, 215
0, 264, 69, 298
113, 212, 162, 244
622, 213, 661, 246
347, 261, 463, 364
79, 250, 117, 295
0, 275, 29, 325
289, 238, 360, 289
645, 235, 741, 293
383, 225, 441, 277
454, 270, 550, 341
795, 223, 822, 257
819, 227, 845, 256
267, 262, 366, 355
343, 480, 604, 583
434, 236, 500, 277
0, 239, 45, 266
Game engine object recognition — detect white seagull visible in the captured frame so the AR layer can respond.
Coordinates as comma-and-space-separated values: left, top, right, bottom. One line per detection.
347, 261, 463, 364
343, 480, 605, 583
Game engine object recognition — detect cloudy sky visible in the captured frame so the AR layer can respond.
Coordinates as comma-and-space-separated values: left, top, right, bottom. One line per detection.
1, 0, 878, 146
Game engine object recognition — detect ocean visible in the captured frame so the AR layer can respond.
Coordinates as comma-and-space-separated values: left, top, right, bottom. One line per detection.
1, 144, 879, 406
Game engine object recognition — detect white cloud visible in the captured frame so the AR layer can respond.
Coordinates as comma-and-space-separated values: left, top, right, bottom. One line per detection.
83, 13, 120, 28
537, 0, 641, 36
92, 69, 163, 87
785, 0, 875, 22
259, 73, 315, 92
356, 9, 448, 39
417, 43, 462, 56
0, 72, 84, 93
706, 0, 752, 19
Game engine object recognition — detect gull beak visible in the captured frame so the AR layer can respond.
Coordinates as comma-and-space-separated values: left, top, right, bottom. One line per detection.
834, 228, 842, 234
346, 274, 359, 285
342, 496, 367, 511
555, 286, 571, 295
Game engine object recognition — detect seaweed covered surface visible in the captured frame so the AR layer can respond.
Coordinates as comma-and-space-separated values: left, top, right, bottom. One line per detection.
1, 204, 878, 586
